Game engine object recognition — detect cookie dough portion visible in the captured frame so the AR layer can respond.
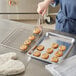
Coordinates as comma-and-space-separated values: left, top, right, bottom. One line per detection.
41, 53, 49, 59
24, 40, 31, 45
59, 45, 66, 51
46, 48, 53, 54
0, 52, 17, 65
37, 45, 44, 51
20, 44, 28, 51
33, 27, 41, 34
0, 59, 25, 75
52, 43, 59, 49
55, 50, 63, 57
51, 56, 59, 63
33, 51, 41, 57
29, 35, 35, 41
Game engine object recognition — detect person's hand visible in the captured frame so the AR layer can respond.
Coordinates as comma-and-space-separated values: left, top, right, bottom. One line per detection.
37, 0, 54, 16
37, 1, 49, 16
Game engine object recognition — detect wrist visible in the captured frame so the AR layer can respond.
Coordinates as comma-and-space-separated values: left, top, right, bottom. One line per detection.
44, 0, 51, 4
44, 0, 54, 5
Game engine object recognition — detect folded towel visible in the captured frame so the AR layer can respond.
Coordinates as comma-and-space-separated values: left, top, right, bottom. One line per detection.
45, 55, 76, 76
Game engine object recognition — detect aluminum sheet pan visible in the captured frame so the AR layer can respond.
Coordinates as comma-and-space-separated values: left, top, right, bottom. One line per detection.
27, 32, 75, 64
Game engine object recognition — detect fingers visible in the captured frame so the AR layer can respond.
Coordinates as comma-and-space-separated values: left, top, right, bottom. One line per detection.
37, 6, 46, 16
37, 1, 47, 16
37, 8, 43, 15
42, 8, 47, 16
37, 2, 44, 16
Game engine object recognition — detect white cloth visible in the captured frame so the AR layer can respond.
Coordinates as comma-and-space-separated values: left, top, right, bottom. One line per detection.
45, 55, 76, 76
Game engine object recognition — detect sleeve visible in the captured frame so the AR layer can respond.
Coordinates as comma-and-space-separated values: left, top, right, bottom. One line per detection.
50, 0, 59, 7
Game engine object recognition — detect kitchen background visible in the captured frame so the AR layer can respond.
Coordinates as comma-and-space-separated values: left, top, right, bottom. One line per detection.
0, 0, 60, 29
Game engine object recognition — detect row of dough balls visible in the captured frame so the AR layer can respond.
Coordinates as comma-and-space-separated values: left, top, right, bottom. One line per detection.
20, 27, 41, 52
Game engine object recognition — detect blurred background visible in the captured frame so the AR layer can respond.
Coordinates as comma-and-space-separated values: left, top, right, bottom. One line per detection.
0, 0, 60, 29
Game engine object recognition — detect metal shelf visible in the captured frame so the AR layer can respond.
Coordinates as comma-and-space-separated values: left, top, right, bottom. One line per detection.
0, 13, 38, 14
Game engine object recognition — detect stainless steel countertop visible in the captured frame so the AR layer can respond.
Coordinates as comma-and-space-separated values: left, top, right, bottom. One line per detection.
0, 19, 76, 76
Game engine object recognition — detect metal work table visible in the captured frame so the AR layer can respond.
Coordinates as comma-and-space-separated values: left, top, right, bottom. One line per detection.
0, 19, 76, 76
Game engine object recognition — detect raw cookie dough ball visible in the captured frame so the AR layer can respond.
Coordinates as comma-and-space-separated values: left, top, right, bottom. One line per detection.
37, 45, 44, 51
29, 35, 35, 41
55, 50, 63, 57
33, 27, 41, 34
20, 44, 28, 51
52, 43, 59, 49
51, 56, 59, 63
46, 48, 53, 54
59, 45, 66, 51
24, 39, 31, 45
33, 51, 41, 57
41, 53, 49, 59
